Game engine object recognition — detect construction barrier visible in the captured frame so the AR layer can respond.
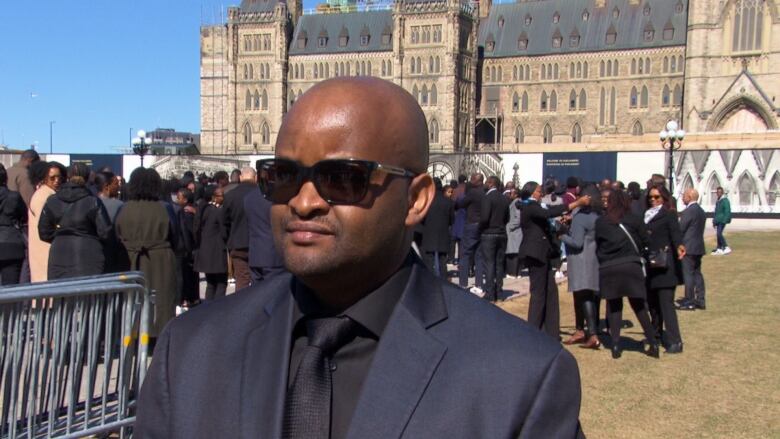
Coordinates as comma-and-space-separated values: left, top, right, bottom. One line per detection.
0, 272, 151, 439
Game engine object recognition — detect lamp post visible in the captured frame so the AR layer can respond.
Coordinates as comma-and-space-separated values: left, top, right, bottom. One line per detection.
659, 120, 685, 193
512, 162, 520, 187
132, 129, 152, 167
49, 121, 55, 153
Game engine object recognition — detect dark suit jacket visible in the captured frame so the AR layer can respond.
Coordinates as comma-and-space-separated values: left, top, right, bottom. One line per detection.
518, 200, 568, 263
479, 189, 510, 235
222, 182, 255, 251
645, 208, 683, 289
421, 192, 454, 253
245, 187, 284, 269
679, 203, 705, 256
135, 260, 584, 439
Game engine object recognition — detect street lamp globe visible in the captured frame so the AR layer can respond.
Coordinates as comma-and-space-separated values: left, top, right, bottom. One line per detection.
137, 129, 146, 139
659, 130, 669, 141
132, 137, 142, 146
676, 129, 685, 140
665, 120, 678, 132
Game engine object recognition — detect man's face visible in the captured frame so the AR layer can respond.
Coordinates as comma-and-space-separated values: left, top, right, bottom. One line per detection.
717, 188, 724, 198
176, 191, 187, 207
444, 187, 454, 199
682, 191, 691, 205
213, 188, 224, 205
532, 185, 543, 201
271, 108, 413, 281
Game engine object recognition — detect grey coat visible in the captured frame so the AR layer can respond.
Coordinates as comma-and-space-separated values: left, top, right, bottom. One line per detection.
560, 209, 599, 292
506, 201, 523, 255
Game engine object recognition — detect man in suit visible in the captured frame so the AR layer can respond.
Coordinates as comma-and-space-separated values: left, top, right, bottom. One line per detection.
479, 176, 510, 302
420, 178, 454, 278
221, 167, 257, 291
678, 189, 706, 310
7, 149, 39, 207
135, 77, 583, 439
456, 173, 485, 293
244, 184, 286, 284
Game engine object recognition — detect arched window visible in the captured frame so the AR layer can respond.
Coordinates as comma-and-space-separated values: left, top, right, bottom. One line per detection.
261, 89, 268, 110
645, 57, 651, 74
768, 172, 780, 206
631, 58, 637, 75
515, 124, 524, 143
513, 65, 518, 80
609, 87, 616, 125
243, 122, 253, 145
512, 92, 520, 112
571, 123, 582, 143
738, 172, 758, 206
662, 85, 671, 107
541, 64, 547, 80
707, 174, 723, 206
550, 90, 558, 112
498, 66, 503, 81
673, 84, 682, 106
599, 88, 606, 126
421, 84, 428, 105
314, 64, 319, 79
600, 60, 605, 77
261, 122, 270, 145
638, 58, 644, 74
543, 124, 553, 144
607, 60, 612, 77
553, 64, 559, 79
540, 91, 548, 111
429, 56, 434, 73
632, 121, 644, 136
244, 64, 249, 80
430, 84, 437, 106
521, 92, 529, 112
435, 57, 440, 73
250, 64, 254, 79
288, 90, 296, 107
245, 90, 252, 110
569, 62, 575, 78
663, 57, 669, 73
678, 55, 684, 72
613, 60, 619, 76
569, 90, 577, 111
417, 57, 422, 74
412, 85, 419, 103
630, 86, 638, 108
733, 0, 764, 52
670, 56, 677, 72
381, 60, 387, 76
253, 90, 260, 109
583, 61, 589, 78
388, 61, 392, 76
429, 119, 440, 144
576, 61, 582, 77
525, 65, 530, 80
640, 86, 649, 108
579, 89, 587, 110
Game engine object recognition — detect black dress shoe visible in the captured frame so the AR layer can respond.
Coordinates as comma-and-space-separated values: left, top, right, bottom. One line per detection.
676, 302, 696, 311
611, 346, 622, 359
695, 303, 706, 310
645, 343, 660, 359
665, 342, 684, 354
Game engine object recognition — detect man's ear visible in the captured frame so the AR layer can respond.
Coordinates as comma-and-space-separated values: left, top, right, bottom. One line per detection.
405, 173, 435, 227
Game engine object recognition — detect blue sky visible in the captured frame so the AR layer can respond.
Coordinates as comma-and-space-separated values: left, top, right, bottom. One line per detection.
0, 0, 316, 154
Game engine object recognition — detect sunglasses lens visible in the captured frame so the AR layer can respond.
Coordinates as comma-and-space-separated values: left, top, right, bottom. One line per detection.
258, 160, 301, 203
315, 161, 371, 204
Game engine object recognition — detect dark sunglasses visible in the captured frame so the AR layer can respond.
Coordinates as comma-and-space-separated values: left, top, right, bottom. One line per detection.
649, 195, 662, 200
256, 158, 418, 205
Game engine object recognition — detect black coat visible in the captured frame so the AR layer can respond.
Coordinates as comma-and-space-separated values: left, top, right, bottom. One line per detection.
39, 183, 111, 279
518, 200, 567, 263
456, 185, 485, 224
679, 203, 706, 256
0, 187, 26, 261
245, 187, 284, 269
194, 203, 227, 274
479, 189, 509, 235
222, 182, 254, 251
594, 213, 648, 267
645, 208, 684, 289
421, 192, 454, 253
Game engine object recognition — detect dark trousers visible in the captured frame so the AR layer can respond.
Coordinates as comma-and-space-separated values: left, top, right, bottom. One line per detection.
606, 298, 657, 346
205, 273, 228, 300
716, 223, 728, 249
423, 251, 448, 278
0, 259, 23, 286
505, 254, 522, 277
682, 254, 705, 306
250, 265, 286, 285
647, 287, 683, 346
526, 258, 560, 340
480, 234, 506, 301
230, 249, 251, 291
179, 257, 200, 304
573, 289, 598, 337
458, 223, 483, 288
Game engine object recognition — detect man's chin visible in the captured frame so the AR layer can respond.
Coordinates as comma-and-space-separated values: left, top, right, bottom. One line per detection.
282, 249, 339, 278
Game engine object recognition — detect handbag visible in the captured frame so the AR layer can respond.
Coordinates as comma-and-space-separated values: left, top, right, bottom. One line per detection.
618, 223, 646, 277
646, 247, 669, 269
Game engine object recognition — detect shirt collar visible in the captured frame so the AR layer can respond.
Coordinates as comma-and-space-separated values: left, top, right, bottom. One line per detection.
486, 187, 498, 194
291, 255, 413, 338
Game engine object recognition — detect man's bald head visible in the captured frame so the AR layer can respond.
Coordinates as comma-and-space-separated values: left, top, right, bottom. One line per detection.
277, 77, 429, 172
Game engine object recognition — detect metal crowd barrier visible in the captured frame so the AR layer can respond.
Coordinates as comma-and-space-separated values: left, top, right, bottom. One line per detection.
0, 272, 151, 439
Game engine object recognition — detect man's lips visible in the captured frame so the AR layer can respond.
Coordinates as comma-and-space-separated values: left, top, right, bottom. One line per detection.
285, 221, 334, 244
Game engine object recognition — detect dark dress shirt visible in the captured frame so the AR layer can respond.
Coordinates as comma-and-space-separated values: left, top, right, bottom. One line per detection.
287, 260, 412, 439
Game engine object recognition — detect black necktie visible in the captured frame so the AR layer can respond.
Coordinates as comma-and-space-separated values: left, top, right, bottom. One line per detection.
282, 317, 356, 439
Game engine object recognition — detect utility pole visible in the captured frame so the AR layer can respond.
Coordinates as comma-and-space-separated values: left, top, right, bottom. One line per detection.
49, 121, 55, 153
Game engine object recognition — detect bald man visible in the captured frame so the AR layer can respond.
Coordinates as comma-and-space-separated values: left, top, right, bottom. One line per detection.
136, 78, 583, 439
221, 166, 258, 290
678, 189, 707, 310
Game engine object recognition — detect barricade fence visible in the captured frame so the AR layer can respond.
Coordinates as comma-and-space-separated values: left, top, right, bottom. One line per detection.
0, 272, 151, 439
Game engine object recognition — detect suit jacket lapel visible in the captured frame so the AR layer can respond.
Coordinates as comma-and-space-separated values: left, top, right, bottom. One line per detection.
346, 263, 448, 439
239, 280, 294, 439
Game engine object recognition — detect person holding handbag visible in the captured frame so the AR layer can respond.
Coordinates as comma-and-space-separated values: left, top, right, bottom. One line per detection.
595, 190, 659, 359
644, 184, 685, 354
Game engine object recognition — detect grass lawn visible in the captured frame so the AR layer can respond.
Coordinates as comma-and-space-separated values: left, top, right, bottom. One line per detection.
498, 231, 780, 439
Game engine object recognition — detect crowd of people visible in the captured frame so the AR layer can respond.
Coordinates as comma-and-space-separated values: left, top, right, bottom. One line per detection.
416, 171, 731, 359
0, 147, 732, 357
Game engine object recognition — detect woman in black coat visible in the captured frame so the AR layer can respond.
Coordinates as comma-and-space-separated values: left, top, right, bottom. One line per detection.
595, 190, 659, 359
644, 184, 685, 354
194, 185, 228, 300
517, 181, 589, 340
0, 164, 27, 285
39, 163, 111, 279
